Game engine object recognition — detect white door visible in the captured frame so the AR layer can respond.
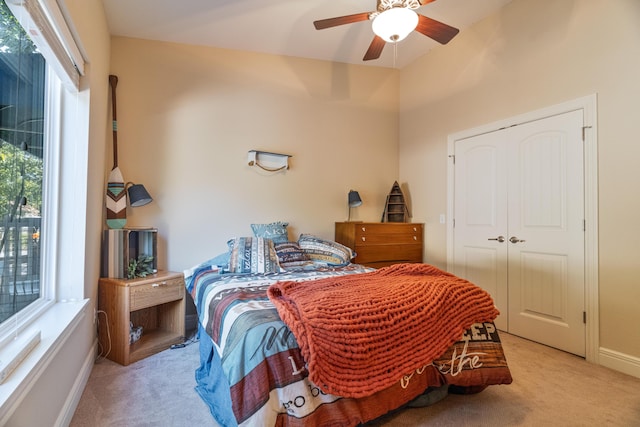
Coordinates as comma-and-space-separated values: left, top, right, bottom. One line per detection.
452, 110, 586, 356
452, 132, 509, 330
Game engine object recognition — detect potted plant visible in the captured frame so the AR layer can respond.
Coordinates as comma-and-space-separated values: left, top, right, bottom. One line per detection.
127, 254, 154, 279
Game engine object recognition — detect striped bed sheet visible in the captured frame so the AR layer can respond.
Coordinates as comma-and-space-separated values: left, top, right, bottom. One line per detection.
187, 264, 512, 426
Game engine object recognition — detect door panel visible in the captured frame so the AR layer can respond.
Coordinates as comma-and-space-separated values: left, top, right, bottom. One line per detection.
519, 252, 567, 321
520, 134, 565, 227
460, 246, 501, 301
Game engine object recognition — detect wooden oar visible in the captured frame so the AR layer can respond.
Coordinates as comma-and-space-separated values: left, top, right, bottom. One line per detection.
106, 74, 127, 229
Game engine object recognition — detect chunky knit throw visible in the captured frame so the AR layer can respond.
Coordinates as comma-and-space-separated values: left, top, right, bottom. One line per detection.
267, 263, 499, 398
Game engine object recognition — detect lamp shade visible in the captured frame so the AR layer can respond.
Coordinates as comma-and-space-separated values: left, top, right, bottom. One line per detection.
127, 184, 153, 207
348, 190, 363, 208
372, 7, 419, 43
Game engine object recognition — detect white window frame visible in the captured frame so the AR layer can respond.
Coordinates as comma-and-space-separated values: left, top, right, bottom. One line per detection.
0, 0, 89, 419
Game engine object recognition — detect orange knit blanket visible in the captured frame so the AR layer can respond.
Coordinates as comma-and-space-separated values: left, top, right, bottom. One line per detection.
267, 263, 499, 398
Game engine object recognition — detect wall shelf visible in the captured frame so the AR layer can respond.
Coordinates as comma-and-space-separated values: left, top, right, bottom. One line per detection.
247, 150, 291, 172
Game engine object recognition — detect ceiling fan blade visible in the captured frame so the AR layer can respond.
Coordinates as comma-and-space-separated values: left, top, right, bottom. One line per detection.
314, 12, 371, 30
363, 36, 386, 61
415, 15, 460, 44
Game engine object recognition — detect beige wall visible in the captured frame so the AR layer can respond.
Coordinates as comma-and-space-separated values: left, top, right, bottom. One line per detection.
59, 0, 111, 317
109, 38, 400, 271
400, 0, 640, 359
64, 0, 112, 303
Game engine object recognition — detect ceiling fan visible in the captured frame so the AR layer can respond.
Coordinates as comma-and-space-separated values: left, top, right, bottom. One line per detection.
313, 0, 460, 61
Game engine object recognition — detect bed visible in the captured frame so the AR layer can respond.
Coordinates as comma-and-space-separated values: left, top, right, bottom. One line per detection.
185, 231, 512, 426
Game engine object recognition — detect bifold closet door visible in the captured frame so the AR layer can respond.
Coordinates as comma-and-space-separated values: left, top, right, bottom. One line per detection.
453, 110, 586, 356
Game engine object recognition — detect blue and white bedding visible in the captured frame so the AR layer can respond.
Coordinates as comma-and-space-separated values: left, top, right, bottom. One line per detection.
185, 259, 513, 427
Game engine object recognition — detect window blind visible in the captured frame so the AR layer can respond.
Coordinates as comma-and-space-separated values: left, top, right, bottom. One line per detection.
5, 0, 85, 89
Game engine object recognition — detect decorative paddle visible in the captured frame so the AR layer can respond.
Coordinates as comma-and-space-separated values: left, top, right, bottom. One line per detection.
106, 75, 127, 229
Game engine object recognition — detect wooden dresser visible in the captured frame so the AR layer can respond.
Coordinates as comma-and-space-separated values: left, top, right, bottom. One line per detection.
335, 222, 423, 268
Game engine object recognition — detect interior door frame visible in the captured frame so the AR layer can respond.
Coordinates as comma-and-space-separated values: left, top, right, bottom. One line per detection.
446, 94, 599, 363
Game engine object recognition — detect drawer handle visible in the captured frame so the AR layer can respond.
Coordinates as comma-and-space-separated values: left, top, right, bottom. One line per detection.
361, 237, 366, 242
413, 227, 417, 232
361, 227, 366, 232
413, 236, 417, 240
152, 281, 167, 288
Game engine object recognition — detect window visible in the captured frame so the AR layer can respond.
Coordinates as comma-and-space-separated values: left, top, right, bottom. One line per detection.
0, 0, 85, 335
0, 0, 88, 414
0, 0, 45, 325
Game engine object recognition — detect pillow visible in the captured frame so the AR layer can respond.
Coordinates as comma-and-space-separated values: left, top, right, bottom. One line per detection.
227, 237, 282, 274
298, 234, 355, 266
274, 241, 311, 267
183, 252, 230, 292
250, 221, 289, 244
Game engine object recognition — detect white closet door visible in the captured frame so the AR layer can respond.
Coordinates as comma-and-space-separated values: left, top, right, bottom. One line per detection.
453, 110, 585, 356
452, 133, 509, 331
506, 110, 585, 356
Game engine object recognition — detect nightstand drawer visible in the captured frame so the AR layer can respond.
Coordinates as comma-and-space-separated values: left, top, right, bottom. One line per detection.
130, 277, 184, 311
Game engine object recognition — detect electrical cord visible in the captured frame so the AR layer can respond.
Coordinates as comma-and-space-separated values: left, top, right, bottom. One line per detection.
170, 329, 199, 350
96, 310, 111, 360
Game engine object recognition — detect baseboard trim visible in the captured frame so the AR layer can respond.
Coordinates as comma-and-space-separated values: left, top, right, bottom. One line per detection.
599, 347, 640, 380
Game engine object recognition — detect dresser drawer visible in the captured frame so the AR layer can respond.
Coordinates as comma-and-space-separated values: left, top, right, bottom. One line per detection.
355, 245, 423, 265
130, 276, 185, 311
355, 223, 422, 245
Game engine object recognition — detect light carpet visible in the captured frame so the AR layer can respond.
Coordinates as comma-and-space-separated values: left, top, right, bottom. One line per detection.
70, 333, 640, 426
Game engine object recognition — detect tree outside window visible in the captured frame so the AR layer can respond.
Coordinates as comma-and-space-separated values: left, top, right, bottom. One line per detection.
0, 0, 45, 323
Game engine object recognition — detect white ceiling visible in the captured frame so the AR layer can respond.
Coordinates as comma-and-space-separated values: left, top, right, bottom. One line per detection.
103, 0, 513, 69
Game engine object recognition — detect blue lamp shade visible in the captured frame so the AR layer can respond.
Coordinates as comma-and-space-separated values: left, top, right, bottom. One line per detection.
347, 190, 362, 221
348, 190, 362, 208
127, 183, 153, 207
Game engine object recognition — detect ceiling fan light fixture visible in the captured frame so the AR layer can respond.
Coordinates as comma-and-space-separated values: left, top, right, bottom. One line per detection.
372, 7, 418, 43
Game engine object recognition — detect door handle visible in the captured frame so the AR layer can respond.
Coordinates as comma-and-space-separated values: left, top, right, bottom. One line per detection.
488, 236, 505, 243
509, 236, 526, 243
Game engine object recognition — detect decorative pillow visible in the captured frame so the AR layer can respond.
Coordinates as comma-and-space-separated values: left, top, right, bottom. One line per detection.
251, 221, 290, 244
297, 234, 355, 266
183, 252, 230, 292
274, 241, 311, 267
227, 237, 282, 274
